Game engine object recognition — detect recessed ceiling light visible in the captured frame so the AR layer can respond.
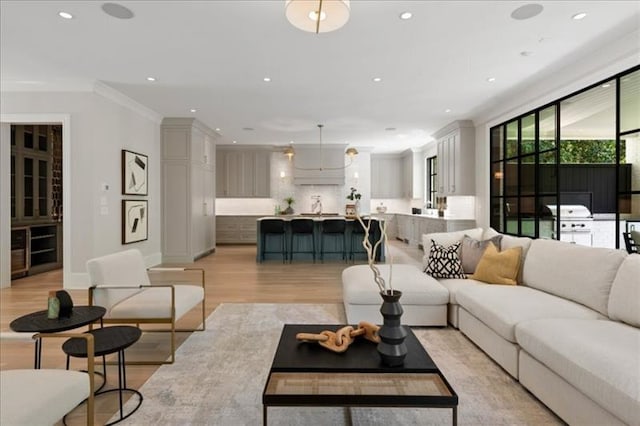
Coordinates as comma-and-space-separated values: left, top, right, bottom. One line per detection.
215, 128, 221, 132
520, 51, 534, 57
263, 77, 271, 82
101, 3, 134, 19
146, 77, 156, 82
445, 109, 451, 113
243, 127, 254, 131
372, 77, 382, 82
510, 4, 544, 20
572, 12, 587, 20
232, 140, 237, 144
58, 11, 73, 19
289, 140, 294, 144
601, 83, 611, 88
487, 77, 496, 83
385, 127, 396, 131
399, 12, 412, 20
190, 109, 197, 113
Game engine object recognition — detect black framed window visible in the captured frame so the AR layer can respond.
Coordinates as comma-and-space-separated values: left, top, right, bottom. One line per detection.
425, 156, 437, 209
490, 65, 640, 249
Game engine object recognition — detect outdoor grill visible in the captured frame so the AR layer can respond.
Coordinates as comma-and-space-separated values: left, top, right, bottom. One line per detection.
546, 204, 593, 246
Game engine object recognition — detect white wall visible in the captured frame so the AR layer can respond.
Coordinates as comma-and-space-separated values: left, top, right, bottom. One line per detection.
0, 124, 10, 287
1, 87, 162, 288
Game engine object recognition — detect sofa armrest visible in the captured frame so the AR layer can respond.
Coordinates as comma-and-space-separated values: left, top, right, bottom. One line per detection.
38, 332, 95, 426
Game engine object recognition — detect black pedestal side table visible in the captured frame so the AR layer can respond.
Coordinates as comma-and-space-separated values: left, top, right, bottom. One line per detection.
10, 305, 106, 368
62, 325, 143, 426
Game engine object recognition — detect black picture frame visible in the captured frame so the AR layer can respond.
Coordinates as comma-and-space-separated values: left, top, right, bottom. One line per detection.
122, 199, 148, 244
122, 149, 148, 195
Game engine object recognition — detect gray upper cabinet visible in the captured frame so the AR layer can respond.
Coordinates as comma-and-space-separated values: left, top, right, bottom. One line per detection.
371, 154, 403, 198
434, 120, 475, 196
216, 148, 271, 198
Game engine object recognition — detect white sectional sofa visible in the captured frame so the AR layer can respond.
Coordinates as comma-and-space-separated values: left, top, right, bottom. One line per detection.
343, 227, 640, 425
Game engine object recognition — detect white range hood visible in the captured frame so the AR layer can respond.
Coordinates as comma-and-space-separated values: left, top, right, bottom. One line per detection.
293, 144, 347, 185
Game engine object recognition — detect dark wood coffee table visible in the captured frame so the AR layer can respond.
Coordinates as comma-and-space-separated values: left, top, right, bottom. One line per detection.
262, 324, 458, 425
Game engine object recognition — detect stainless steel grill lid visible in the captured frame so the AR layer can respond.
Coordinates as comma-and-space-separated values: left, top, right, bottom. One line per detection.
546, 205, 592, 218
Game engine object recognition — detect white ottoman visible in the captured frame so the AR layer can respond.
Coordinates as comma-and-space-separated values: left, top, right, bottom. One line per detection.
342, 264, 449, 326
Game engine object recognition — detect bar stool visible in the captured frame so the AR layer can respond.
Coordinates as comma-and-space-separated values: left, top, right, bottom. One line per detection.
320, 218, 347, 263
290, 218, 315, 263
260, 219, 287, 263
350, 218, 372, 263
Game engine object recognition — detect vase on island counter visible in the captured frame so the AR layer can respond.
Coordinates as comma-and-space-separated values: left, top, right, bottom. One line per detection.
377, 289, 407, 367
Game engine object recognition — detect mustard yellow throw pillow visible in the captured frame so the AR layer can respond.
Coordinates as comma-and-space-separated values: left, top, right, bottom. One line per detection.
470, 242, 522, 285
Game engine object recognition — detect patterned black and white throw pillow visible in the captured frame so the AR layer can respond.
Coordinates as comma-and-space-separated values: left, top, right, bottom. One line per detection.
424, 240, 467, 279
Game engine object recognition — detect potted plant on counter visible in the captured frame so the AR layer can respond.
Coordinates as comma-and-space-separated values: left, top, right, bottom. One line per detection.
283, 196, 295, 215
346, 187, 361, 216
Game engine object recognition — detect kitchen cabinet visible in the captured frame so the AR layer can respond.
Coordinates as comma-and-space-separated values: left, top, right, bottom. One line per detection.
11, 224, 62, 278
434, 120, 475, 196
375, 213, 397, 240
371, 154, 403, 198
217, 148, 271, 198
11, 125, 55, 221
395, 214, 476, 249
216, 216, 261, 244
161, 118, 218, 262
402, 153, 413, 199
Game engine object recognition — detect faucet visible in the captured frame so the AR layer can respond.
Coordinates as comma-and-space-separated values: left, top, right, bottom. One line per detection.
311, 195, 322, 215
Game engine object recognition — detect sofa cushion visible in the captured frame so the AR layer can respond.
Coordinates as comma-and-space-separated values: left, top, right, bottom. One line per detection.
456, 285, 602, 342
471, 243, 522, 285
425, 241, 466, 279
437, 277, 485, 304
460, 235, 503, 274
422, 227, 483, 267
608, 254, 640, 327
1, 369, 90, 426
108, 285, 204, 319
342, 264, 449, 306
523, 239, 627, 316
516, 319, 640, 426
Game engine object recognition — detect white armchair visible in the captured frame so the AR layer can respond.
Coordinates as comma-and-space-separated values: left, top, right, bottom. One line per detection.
86, 249, 205, 364
0, 332, 95, 425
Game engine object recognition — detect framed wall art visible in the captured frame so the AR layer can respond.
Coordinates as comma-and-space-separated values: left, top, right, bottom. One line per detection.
122, 199, 148, 244
122, 149, 148, 195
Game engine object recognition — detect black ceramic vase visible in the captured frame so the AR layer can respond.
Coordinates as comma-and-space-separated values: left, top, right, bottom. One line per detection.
377, 290, 408, 367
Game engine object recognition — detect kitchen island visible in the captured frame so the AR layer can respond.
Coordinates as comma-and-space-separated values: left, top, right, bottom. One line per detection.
256, 216, 386, 263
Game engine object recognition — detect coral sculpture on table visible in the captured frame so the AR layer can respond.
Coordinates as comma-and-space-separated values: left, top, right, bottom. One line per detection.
354, 213, 394, 294
296, 321, 380, 353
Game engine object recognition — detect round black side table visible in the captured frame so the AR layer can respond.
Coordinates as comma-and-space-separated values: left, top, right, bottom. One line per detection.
10, 305, 106, 368
63, 326, 143, 425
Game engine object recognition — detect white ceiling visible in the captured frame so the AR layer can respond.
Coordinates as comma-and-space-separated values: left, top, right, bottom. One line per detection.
1, 1, 639, 152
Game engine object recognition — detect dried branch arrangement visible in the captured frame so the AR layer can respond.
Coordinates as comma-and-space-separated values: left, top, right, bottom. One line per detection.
355, 214, 394, 294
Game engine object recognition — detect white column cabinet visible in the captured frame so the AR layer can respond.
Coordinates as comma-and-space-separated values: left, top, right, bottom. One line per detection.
161, 118, 218, 263
433, 120, 475, 196
217, 148, 271, 198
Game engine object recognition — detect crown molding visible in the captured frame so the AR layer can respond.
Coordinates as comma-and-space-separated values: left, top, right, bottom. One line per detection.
94, 81, 163, 124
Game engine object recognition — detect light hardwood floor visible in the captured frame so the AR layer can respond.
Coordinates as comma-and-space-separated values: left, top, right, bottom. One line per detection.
0, 240, 423, 425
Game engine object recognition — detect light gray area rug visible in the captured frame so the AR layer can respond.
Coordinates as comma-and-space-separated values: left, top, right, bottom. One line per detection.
116, 303, 561, 425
